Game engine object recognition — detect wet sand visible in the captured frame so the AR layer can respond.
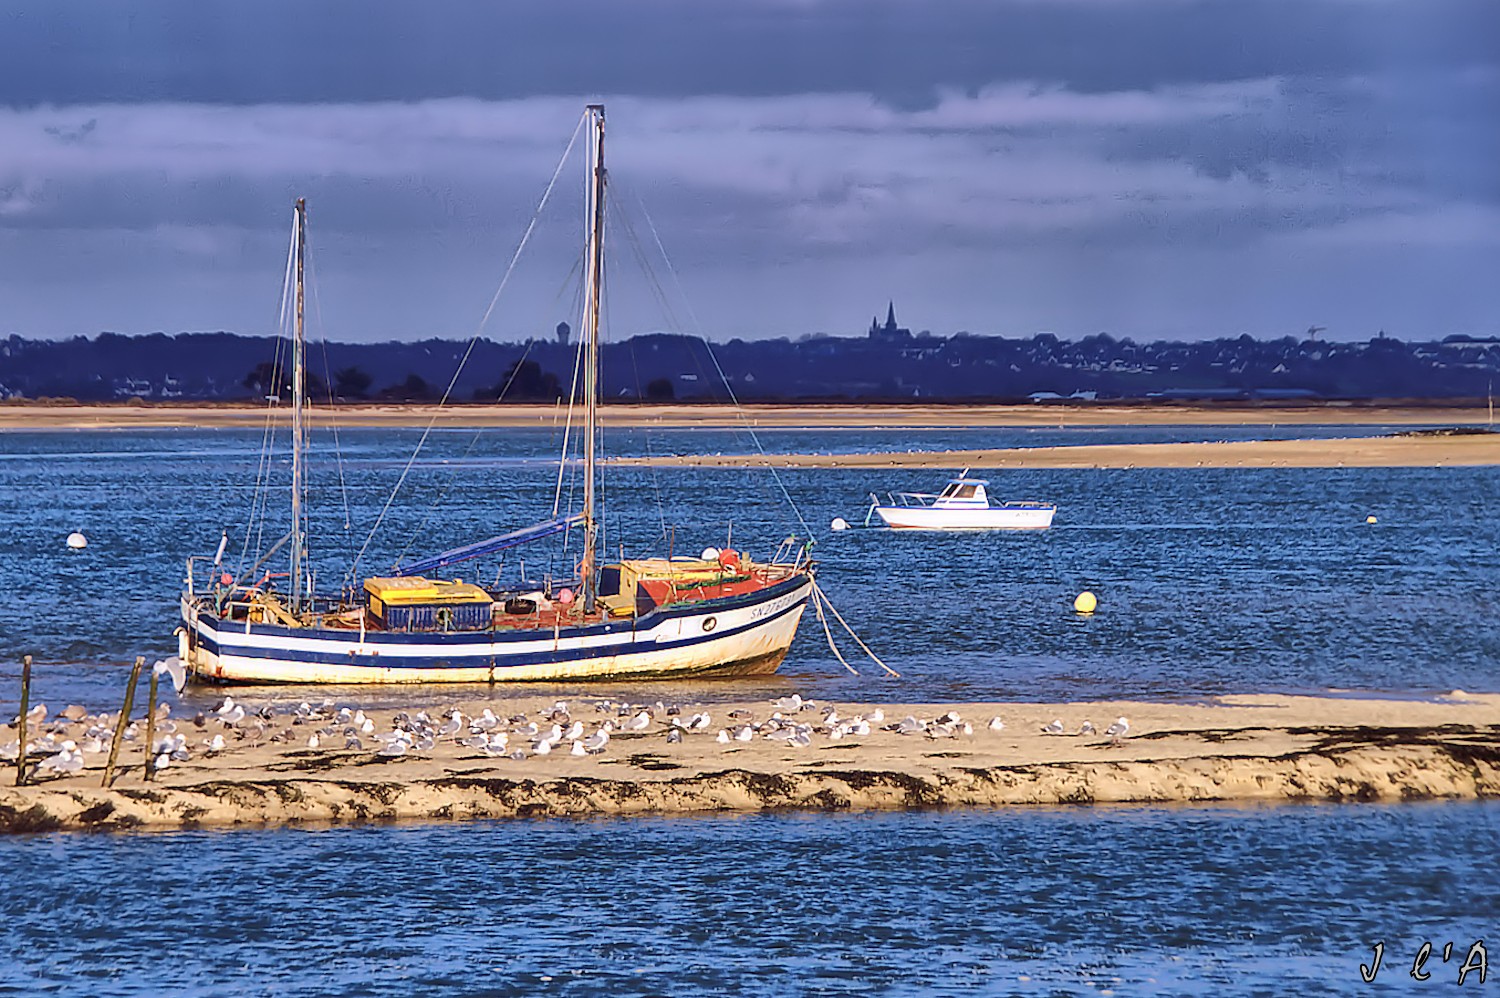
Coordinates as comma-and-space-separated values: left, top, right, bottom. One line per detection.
614, 432, 1500, 469
4, 692, 1496, 833
0, 401, 1490, 431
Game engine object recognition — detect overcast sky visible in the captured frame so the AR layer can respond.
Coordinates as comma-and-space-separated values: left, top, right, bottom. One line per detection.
2, 0, 1497, 343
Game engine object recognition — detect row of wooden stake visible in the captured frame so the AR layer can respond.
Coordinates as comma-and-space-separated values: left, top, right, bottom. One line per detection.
14, 654, 163, 790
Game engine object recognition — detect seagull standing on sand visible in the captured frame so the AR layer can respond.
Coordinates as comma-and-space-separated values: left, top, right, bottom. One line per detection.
987, 717, 1005, 732
1079, 721, 1096, 737
1041, 719, 1065, 735
1105, 717, 1130, 740
437, 711, 464, 739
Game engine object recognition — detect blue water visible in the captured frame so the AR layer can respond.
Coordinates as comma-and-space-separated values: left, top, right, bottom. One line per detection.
4, 804, 1497, 995
2, 424, 1497, 995
0, 425, 1496, 708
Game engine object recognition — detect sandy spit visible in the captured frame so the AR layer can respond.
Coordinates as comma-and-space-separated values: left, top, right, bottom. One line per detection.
612, 433, 1500, 470
0, 402, 1491, 431
3, 693, 1496, 834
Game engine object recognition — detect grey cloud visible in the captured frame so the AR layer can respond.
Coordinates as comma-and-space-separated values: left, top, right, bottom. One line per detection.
1, 0, 1496, 106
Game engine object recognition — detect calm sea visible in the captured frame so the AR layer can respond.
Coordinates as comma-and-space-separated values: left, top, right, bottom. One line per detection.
1, 423, 1496, 994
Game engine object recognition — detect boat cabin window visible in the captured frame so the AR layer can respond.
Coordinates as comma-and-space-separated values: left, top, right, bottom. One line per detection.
941, 483, 981, 500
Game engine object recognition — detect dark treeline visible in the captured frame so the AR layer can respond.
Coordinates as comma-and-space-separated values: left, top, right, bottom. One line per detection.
3, 325, 1499, 403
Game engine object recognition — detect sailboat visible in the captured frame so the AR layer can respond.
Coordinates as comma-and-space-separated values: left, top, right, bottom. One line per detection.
178, 105, 815, 684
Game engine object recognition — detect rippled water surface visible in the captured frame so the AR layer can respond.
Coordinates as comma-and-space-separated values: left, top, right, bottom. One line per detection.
2, 424, 1496, 995
0, 424, 1495, 707
5, 804, 1498, 996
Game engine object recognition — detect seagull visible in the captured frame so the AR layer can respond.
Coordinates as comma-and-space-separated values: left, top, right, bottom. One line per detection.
1105, 717, 1130, 739
868, 708, 885, 723
686, 713, 711, 732
345, 736, 363, 750
716, 729, 731, 744
38, 747, 84, 775
206, 734, 226, 753
61, 704, 88, 722
583, 730, 609, 754
436, 711, 464, 739
1041, 719, 1065, 735
533, 739, 552, 756
360, 717, 375, 736
774, 694, 804, 713
152, 656, 187, 694
562, 721, 584, 741
987, 717, 1005, 732
220, 705, 246, 726
1079, 721, 1096, 737
152, 752, 172, 772
666, 728, 683, 744
961, 722, 974, 736
734, 725, 755, 742
376, 740, 408, 758
213, 696, 236, 717
896, 716, 925, 736
626, 711, 651, 732
571, 740, 587, 756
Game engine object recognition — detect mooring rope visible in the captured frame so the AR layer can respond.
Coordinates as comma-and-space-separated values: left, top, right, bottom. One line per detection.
811, 586, 860, 676
813, 580, 901, 678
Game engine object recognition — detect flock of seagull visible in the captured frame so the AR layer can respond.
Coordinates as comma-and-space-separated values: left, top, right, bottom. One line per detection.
4, 690, 1132, 781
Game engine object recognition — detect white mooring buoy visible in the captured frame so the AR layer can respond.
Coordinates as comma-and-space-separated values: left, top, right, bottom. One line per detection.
830, 517, 850, 532
66, 531, 88, 550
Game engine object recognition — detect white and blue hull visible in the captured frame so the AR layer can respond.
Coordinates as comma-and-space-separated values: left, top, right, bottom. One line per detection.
180, 576, 812, 684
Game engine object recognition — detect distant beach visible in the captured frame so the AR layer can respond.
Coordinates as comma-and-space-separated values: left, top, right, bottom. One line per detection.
614, 431, 1500, 470
0, 400, 1491, 431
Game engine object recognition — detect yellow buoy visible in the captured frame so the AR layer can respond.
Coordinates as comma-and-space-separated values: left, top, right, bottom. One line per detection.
1073, 591, 1097, 614
1366, 515, 1378, 525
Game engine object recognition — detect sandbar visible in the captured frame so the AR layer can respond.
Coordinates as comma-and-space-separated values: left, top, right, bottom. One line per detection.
613, 432, 1500, 470
3, 692, 1496, 833
0, 401, 1491, 431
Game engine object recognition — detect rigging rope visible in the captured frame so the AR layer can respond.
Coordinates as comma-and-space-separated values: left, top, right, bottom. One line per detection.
350, 110, 589, 582
239, 216, 300, 578
628, 189, 815, 541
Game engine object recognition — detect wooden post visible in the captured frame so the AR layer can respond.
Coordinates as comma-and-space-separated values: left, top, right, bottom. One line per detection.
102, 656, 144, 789
15, 655, 31, 788
142, 668, 160, 782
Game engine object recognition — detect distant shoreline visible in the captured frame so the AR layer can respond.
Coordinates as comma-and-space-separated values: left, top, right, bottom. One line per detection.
0, 400, 1493, 431
613, 432, 1500, 470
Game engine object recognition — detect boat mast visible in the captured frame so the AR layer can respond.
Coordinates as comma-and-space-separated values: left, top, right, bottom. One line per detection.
290, 198, 308, 611
581, 105, 606, 613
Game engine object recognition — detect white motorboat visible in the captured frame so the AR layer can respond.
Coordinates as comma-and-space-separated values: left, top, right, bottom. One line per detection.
866, 473, 1055, 530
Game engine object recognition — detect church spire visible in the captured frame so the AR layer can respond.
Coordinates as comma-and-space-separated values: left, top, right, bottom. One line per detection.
885, 301, 897, 331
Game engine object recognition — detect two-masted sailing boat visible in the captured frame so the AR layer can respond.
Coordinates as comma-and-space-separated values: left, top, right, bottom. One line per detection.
178, 105, 815, 683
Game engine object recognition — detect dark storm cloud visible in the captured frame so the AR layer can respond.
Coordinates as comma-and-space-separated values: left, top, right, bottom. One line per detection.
2, 0, 1497, 106
0, 1, 1496, 340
